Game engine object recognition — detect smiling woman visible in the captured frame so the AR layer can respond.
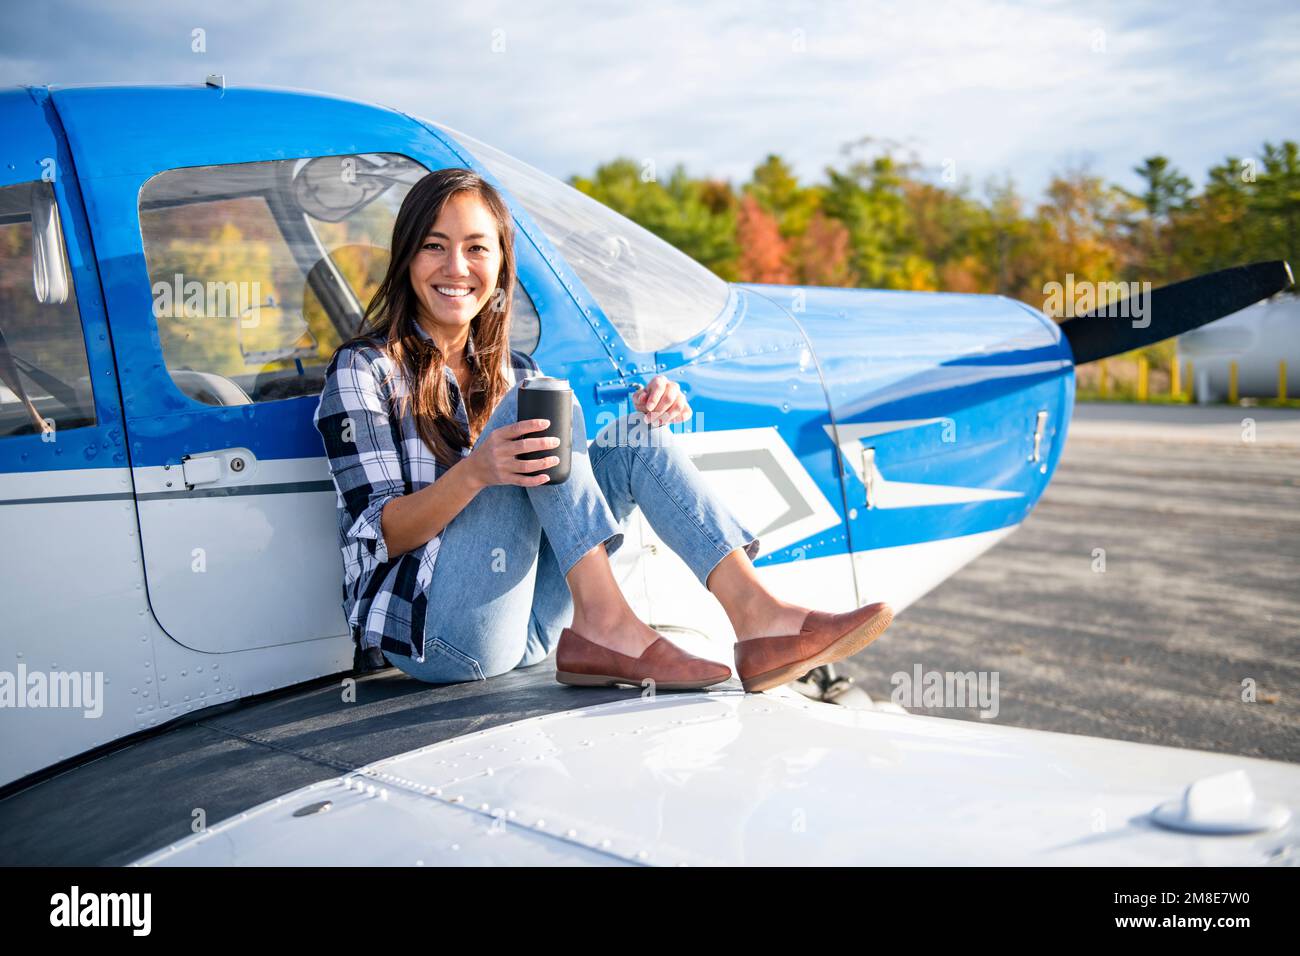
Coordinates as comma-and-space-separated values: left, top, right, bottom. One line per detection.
409, 192, 507, 406
313, 166, 892, 693
380, 177, 520, 464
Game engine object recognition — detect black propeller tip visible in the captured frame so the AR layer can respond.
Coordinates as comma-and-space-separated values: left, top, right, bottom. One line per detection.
1060, 260, 1294, 365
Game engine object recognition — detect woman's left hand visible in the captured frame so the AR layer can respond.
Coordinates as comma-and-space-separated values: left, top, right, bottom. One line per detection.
633, 375, 692, 426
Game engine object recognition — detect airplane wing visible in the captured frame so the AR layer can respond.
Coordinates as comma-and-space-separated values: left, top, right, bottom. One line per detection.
126, 682, 1299, 866
3, 646, 1295, 866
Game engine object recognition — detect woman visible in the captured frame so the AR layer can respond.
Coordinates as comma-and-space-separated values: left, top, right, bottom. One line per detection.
313, 167, 893, 693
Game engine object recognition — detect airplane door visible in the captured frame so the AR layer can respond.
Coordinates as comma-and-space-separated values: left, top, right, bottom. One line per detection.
46, 87, 478, 654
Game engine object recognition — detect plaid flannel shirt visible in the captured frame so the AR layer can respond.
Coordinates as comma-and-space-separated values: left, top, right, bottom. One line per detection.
314, 323, 542, 662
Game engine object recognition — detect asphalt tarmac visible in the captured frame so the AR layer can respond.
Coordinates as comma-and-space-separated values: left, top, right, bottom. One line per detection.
840, 401, 1300, 764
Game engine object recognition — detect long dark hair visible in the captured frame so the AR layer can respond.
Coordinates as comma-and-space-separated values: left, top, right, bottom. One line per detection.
339, 167, 516, 466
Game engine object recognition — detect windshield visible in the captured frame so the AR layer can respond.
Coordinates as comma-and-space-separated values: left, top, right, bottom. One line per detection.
437, 124, 729, 354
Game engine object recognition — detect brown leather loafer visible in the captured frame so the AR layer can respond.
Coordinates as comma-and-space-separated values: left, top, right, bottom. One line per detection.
734, 601, 894, 693
555, 627, 732, 690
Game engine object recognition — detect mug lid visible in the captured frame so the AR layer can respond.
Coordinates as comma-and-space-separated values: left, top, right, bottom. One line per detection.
521, 376, 570, 390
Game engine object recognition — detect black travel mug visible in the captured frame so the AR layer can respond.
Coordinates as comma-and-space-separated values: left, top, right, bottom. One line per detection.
516, 376, 573, 484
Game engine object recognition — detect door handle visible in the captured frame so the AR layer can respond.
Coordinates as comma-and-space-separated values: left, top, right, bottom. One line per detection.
180, 454, 223, 489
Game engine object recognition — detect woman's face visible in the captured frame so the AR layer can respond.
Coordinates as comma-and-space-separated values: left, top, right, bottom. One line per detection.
408, 190, 502, 342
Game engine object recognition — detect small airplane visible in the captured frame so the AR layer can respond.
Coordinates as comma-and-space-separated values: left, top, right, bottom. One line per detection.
1, 79, 1295, 865
1178, 291, 1299, 401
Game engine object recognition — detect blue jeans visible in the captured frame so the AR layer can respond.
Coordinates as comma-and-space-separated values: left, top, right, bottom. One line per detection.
383, 379, 761, 683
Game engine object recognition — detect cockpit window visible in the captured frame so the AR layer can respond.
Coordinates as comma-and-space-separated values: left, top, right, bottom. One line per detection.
437, 124, 730, 354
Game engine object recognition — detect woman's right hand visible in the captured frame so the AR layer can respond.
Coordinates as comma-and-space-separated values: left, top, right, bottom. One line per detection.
465, 419, 561, 488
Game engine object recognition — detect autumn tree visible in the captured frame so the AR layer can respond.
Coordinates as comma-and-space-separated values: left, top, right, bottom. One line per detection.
789, 208, 855, 287
735, 193, 792, 283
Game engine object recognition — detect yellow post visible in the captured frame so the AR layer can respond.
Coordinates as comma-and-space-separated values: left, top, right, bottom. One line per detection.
1170, 359, 1181, 399
1185, 361, 1193, 401
1137, 356, 1148, 402
1099, 360, 1109, 398
1229, 361, 1238, 404
1281, 360, 1289, 402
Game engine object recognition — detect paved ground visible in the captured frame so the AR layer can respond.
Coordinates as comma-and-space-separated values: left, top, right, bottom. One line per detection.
1066, 401, 1300, 446
839, 401, 1300, 764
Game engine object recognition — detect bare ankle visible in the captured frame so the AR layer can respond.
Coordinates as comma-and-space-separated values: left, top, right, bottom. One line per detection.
571, 608, 657, 656
572, 604, 625, 633
733, 601, 809, 641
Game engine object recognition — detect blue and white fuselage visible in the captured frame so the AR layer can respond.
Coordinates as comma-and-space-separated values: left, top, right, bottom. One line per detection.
0, 82, 1068, 788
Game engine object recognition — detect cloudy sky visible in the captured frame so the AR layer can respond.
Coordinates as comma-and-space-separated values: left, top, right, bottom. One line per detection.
3, 0, 1297, 201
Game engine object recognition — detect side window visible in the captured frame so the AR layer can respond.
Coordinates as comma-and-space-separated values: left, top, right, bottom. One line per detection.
138, 153, 540, 406
138, 153, 430, 406
0, 181, 95, 439
439, 123, 730, 354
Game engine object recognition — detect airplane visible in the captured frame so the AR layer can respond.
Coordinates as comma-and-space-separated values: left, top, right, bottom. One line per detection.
1, 79, 1295, 866
1178, 291, 1299, 402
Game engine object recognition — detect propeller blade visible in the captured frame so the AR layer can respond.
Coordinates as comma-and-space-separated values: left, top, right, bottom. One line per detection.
1059, 260, 1294, 365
